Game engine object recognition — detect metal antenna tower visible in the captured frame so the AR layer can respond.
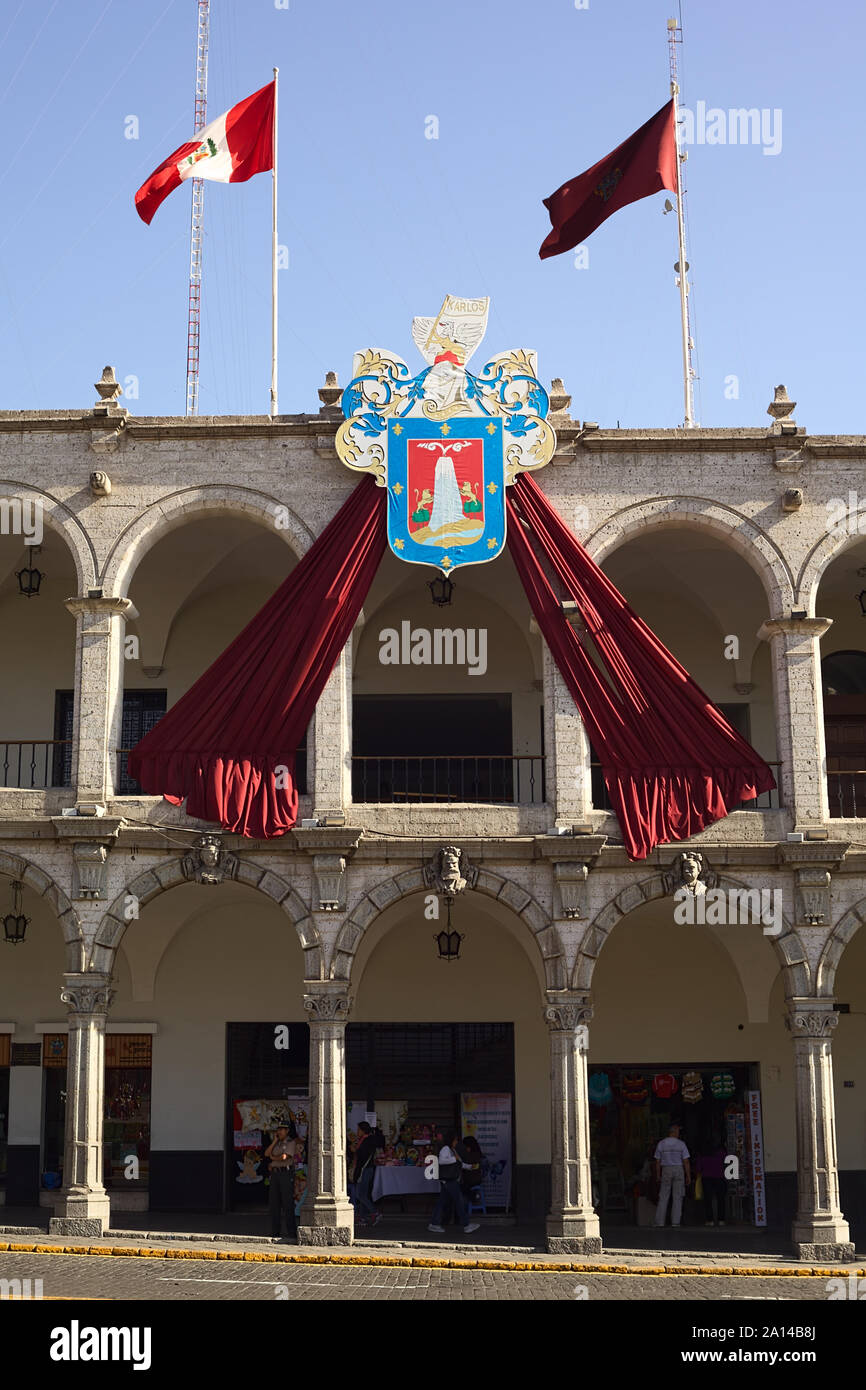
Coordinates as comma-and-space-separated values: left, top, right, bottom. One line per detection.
186, 0, 210, 416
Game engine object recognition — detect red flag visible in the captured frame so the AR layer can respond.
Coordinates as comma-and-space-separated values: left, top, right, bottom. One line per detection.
135, 81, 275, 225
539, 100, 678, 259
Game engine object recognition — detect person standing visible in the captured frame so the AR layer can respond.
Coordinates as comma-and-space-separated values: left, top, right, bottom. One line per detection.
428, 1130, 480, 1237
265, 1121, 298, 1240
460, 1134, 484, 1202
696, 1137, 728, 1227
654, 1123, 691, 1228
352, 1121, 383, 1228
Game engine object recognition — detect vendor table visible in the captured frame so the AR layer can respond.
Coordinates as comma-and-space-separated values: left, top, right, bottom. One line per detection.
372, 1165, 438, 1200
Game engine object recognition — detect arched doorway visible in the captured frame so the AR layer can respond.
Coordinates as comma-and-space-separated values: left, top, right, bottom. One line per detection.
347, 889, 549, 1222
586, 896, 789, 1235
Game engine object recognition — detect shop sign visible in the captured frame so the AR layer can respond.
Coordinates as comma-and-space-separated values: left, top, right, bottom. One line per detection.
460, 1092, 512, 1208
744, 1089, 767, 1227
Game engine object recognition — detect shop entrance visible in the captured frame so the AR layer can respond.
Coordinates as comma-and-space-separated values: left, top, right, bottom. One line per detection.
226, 1022, 310, 1212
588, 1062, 764, 1228
346, 1022, 515, 1212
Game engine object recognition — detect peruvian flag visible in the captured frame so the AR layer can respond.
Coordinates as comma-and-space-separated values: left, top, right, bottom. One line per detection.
539, 100, 678, 258
135, 80, 275, 225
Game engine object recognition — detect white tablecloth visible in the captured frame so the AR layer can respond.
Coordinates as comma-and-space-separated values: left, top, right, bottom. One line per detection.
372, 1166, 439, 1200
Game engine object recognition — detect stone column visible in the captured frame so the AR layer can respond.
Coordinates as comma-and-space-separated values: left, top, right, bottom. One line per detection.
544, 993, 602, 1253
65, 596, 136, 811
298, 987, 354, 1245
48, 973, 114, 1236
758, 617, 832, 826
785, 999, 854, 1261
312, 650, 351, 817
540, 640, 590, 824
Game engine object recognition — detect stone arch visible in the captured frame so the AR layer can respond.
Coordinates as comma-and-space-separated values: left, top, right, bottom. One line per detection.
332, 867, 565, 990
100, 486, 316, 597
815, 897, 866, 997
571, 871, 810, 996
91, 856, 323, 979
0, 851, 84, 971
585, 497, 794, 614
0, 480, 95, 593
798, 527, 866, 616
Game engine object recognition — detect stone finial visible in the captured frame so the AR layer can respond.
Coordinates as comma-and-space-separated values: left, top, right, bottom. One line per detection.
548, 377, 572, 415
94, 366, 122, 405
318, 370, 342, 410
767, 384, 796, 421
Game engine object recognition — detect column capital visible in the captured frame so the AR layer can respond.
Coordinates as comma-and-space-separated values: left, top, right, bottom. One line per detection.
544, 993, 593, 1032
785, 999, 839, 1038
304, 988, 351, 1023
60, 973, 114, 1017
64, 594, 135, 620
758, 616, 833, 642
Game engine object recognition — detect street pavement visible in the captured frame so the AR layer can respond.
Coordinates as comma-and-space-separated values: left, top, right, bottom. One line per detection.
0, 1250, 844, 1300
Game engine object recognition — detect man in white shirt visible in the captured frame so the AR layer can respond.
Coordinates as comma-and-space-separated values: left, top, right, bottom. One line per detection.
654, 1123, 691, 1228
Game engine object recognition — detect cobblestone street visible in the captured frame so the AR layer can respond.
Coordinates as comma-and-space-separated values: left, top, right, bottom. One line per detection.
0, 1250, 842, 1301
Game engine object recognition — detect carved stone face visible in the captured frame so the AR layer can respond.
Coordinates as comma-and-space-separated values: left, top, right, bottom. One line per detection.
200, 840, 220, 867
680, 854, 701, 886
441, 847, 460, 877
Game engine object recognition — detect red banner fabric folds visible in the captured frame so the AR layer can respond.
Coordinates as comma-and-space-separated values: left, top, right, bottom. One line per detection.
539, 100, 678, 259
506, 474, 776, 859
127, 475, 387, 837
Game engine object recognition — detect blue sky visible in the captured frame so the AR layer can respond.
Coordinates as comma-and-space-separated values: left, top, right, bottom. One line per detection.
1, 0, 863, 431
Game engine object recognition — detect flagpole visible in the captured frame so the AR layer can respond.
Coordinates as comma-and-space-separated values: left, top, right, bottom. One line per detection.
667, 18, 695, 428
270, 66, 279, 418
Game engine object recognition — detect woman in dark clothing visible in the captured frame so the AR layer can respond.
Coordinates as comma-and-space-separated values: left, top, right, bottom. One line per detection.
352, 1121, 382, 1227
696, 1137, 728, 1227
460, 1135, 484, 1198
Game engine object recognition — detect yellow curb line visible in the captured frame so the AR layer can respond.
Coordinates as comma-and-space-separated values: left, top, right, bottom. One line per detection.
0, 1241, 862, 1278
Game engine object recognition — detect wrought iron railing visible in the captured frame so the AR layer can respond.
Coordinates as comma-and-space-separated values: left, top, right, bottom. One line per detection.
351, 754, 546, 805
827, 771, 866, 819
0, 740, 72, 789
591, 762, 783, 812
115, 746, 308, 796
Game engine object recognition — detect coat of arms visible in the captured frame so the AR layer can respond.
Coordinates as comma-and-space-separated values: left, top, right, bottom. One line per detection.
335, 295, 556, 574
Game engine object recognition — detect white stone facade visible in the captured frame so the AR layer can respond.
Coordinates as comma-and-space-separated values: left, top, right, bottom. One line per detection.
0, 383, 864, 1258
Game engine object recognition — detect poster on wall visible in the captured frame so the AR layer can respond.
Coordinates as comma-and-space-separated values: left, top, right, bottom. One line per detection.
460, 1093, 512, 1209
744, 1089, 767, 1227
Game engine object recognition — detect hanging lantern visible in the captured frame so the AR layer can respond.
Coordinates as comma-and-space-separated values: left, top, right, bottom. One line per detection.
428, 574, 455, 607
3, 880, 30, 944
434, 899, 463, 960
16, 547, 44, 597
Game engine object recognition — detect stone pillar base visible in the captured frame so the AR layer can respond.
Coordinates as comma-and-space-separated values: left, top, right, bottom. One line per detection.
297, 1198, 354, 1247
546, 1212, 602, 1255
49, 1191, 111, 1237
793, 1240, 856, 1263
792, 1217, 855, 1263
297, 1223, 353, 1247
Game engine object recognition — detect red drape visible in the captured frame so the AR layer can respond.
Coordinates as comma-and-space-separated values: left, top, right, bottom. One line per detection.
127, 475, 387, 837
506, 473, 776, 860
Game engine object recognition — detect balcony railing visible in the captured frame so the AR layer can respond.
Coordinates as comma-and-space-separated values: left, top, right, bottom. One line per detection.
1, 740, 72, 789
827, 771, 866, 818
115, 746, 309, 796
591, 762, 783, 812
351, 754, 546, 805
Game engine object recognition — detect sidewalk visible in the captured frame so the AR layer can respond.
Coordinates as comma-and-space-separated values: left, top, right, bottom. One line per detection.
1, 1207, 862, 1273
